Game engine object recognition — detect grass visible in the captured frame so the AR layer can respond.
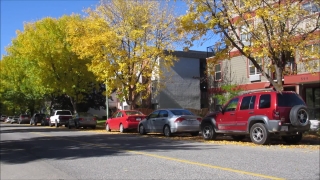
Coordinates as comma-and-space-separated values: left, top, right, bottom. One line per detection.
96, 119, 105, 128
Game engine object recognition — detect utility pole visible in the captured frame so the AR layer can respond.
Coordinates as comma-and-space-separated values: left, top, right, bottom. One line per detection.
105, 82, 109, 119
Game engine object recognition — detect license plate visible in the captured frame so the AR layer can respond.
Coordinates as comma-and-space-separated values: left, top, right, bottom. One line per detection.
136, 118, 141, 121
281, 126, 288, 131
187, 120, 193, 124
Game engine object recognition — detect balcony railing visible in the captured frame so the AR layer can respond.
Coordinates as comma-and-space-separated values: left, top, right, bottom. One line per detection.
206, 43, 227, 58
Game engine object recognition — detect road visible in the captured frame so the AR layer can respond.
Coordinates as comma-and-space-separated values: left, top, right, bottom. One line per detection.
1, 122, 319, 180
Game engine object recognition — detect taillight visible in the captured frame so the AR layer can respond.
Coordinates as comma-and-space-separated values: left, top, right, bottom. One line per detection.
127, 117, 136, 121
273, 109, 280, 120
174, 117, 185, 123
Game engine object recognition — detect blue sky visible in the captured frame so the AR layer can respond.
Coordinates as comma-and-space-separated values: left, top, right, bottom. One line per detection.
1, 0, 215, 58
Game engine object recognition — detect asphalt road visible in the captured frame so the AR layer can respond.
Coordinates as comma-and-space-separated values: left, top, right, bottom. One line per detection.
1, 122, 319, 180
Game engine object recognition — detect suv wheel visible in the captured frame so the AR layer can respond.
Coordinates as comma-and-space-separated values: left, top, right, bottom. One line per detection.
282, 133, 303, 144
201, 123, 216, 140
290, 105, 309, 127
231, 135, 246, 141
250, 123, 270, 145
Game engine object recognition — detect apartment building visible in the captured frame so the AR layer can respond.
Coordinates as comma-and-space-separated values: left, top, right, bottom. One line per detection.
151, 50, 208, 109
206, 0, 320, 120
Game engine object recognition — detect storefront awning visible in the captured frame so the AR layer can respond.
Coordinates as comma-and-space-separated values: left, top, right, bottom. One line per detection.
284, 72, 320, 84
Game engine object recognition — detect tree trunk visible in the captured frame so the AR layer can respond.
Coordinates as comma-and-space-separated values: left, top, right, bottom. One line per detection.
275, 65, 284, 92
69, 96, 77, 114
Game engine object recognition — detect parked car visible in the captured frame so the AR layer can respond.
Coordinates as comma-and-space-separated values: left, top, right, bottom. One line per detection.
30, 113, 46, 126
67, 112, 96, 129
11, 116, 19, 124
200, 90, 310, 145
42, 114, 50, 126
18, 114, 31, 124
1, 115, 7, 122
106, 110, 147, 133
5, 116, 13, 123
137, 109, 202, 137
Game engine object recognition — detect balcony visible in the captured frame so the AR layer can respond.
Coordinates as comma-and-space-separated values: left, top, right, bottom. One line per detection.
207, 43, 227, 58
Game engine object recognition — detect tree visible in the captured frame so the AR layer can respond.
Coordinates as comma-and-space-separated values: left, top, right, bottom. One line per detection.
1, 15, 99, 113
178, 0, 320, 91
66, 0, 181, 109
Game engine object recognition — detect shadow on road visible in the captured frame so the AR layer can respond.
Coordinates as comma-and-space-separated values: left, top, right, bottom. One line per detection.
0, 123, 218, 165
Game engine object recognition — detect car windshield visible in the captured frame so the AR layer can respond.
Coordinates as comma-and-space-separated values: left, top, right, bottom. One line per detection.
56, 111, 71, 115
277, 93, 306, 107
169, 109, 194, 116
125, 111, 143, 115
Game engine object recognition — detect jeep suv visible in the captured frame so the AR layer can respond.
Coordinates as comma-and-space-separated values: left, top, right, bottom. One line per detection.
201, 90, 310, 145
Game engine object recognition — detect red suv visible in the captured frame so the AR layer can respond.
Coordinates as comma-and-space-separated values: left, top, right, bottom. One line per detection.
201, 90, 310, 145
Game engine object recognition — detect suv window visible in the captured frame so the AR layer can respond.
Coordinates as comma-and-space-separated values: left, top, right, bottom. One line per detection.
277, 93, 306, 107
259, 94, 271, 109
225, 98, 239, 112
240, 96, 256, 110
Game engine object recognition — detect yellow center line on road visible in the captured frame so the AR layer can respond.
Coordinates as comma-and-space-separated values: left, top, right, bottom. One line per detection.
33, 131, 285, 180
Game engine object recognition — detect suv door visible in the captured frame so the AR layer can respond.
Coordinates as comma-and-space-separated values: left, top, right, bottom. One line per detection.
218, 98, 239, 131
237, 95, 256, 131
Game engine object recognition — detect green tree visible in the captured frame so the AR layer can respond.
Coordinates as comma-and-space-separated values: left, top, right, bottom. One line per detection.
178, 0, 320, 91
2, 16, 98, 113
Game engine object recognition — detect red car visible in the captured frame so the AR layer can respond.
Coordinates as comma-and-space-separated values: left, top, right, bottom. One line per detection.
106, 110, 147, 133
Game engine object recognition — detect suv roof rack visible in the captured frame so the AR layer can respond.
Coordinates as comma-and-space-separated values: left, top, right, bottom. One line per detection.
240, 88, 275, 95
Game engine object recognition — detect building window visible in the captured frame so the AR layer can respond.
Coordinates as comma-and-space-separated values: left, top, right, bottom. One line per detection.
305, 87, 320, 120
248, 58, 262, 75
214, 64, 221, 81
284, 57, 296, 75
239, 0, 245, 8
240, 25, 252, 46
302, 2, 319, 13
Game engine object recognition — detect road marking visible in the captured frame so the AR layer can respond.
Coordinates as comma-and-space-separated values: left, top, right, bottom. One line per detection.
33, 132, 285, 180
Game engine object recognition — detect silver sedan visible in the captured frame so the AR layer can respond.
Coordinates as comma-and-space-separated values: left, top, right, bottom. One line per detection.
138, 109, 202, 137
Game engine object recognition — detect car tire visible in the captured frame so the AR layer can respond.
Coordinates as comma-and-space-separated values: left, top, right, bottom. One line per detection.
55, 120, 59, 128
139, 125, 146, 135
282, 133, 303, 144
119, 124, 125, 133
163, 125, 172, 137
201, 123, 216, 140
41, 121, 44, 126
75, 122, 79, 129
106, 124, 111, 132
231, 135, 246, 141
250, 123, 270, 145
190, 132, 199, 136
290, 105, 309, 127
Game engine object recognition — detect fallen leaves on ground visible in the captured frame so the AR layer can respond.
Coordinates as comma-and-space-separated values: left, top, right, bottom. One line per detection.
45, 125, 320, 150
